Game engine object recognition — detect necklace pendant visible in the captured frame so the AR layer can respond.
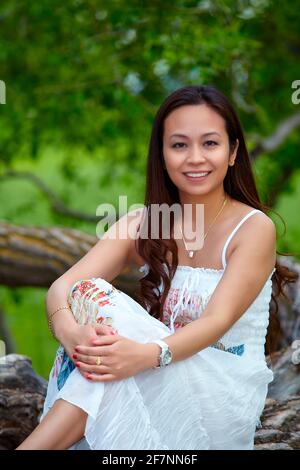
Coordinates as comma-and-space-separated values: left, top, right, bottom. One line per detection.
188, 250, 194, 258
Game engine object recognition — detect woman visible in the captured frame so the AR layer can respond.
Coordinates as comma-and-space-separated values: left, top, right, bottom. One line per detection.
16, 85, 296, 450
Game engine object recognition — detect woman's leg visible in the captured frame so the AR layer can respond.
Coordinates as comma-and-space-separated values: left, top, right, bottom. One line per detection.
16, 279, 115, 450
16, 399, 88, 450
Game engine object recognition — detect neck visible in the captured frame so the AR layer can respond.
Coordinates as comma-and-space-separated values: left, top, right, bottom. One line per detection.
179, 186, 229, 227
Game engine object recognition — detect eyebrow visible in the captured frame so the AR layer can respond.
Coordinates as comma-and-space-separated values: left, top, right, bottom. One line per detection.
169, 132, 221, 139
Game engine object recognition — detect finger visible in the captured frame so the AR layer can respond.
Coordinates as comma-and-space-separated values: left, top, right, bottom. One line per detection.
75, 361, 111, 374
86, 373, 116, 382
91, 335, 120, 346
74, 345, 110, 356
73, 353, 113, 366
94, 324, 117, 335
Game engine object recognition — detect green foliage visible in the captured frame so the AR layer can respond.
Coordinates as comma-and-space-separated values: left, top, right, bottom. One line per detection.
274, 170, 300, 259
1, 284, 58, 379
1, 1, 299, 173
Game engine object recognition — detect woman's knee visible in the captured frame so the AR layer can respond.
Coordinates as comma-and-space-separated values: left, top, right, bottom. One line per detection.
68, 278, 110, 302
68, 278, 117, 323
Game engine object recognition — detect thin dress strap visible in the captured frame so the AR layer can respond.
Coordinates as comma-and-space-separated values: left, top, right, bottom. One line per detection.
221, 209, 263, 270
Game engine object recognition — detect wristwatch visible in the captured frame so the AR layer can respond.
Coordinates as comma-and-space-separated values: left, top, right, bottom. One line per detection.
151, 340, 173, 369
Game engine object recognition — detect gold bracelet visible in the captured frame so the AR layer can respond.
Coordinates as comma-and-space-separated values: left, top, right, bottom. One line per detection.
49, 305, 72, 319
47, 306, 72, 339
48, 315, 56, 339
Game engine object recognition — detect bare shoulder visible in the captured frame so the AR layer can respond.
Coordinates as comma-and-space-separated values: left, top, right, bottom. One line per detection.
241, 211, 276, 255
225, 200, 276, 265
237, 205, 275, 240
228, 207, 276, 270
230, 200, 276, 235
203, 204, 277, 328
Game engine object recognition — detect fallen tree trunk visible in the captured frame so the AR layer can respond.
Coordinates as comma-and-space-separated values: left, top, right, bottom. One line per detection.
1, 341, 300, 450
273, 256, 300, 349
0, 221, 140, 296
254, 343, 300, 450
0, 354, 47, 450
1, 222, 299, 347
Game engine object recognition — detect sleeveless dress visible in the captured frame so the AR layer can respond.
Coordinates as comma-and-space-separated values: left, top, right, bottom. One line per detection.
39, 209, 275, 450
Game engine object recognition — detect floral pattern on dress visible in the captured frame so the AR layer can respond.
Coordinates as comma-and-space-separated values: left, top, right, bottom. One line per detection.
57, 349, 76, 390
210, 341, 245, 356
69, 279, 117, 325
162, 287, 211, 329
68, 279, 100, 304
95, 316, 114, 326
51, 345, 64, 380
51, 279, 119, 391
51, 345, 75, 390
162, 287, 245, 357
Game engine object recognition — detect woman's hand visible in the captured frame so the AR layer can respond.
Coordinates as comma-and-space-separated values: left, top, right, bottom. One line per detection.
72, 334, 160, 382
60, 323, 118, 379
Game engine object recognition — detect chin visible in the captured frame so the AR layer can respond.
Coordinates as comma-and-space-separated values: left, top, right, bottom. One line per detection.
181, 183, 210, 193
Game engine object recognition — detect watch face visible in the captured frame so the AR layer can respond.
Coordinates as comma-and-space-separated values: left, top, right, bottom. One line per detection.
162, 348, 172, 366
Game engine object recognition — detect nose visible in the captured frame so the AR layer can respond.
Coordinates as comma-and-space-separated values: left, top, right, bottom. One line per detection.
186, 145, 206, 164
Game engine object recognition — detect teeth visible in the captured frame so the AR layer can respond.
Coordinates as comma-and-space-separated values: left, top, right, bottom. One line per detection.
185, 172, 210, 177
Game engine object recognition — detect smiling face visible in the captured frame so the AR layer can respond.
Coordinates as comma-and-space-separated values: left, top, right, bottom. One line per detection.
162, 103, 238, 199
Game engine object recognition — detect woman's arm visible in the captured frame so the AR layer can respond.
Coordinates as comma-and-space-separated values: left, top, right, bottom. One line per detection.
161, 213, 277, 364
46, 208, 144, 355
45, 279, 79, 342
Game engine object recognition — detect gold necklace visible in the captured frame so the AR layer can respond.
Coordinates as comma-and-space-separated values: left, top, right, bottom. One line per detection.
179, 195, 228, 258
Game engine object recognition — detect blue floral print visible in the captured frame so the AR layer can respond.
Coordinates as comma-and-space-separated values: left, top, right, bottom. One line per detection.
57, 348, 76, 391
210, 341, 245, 356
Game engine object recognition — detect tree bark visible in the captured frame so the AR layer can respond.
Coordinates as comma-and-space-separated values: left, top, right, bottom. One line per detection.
254, 344, 300, 450
0, 354, 47, 450
0, 221, 140, 296
1, 344, 299, 450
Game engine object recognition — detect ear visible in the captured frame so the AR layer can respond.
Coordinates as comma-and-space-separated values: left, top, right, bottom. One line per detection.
229, 139, 239, 166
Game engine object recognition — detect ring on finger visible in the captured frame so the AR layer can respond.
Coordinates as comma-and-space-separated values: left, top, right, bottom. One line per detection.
96, 356, 102, 366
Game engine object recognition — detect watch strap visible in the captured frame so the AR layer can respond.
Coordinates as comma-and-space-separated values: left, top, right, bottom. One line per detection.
152, 340, 171, 369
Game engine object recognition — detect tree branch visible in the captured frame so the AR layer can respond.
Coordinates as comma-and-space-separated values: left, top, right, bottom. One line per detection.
0, 170, 118, 223
0, 221, 141, 296
250, 111, 300, 160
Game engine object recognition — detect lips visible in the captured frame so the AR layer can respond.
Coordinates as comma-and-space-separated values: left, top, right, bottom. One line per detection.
183, 171, 212, 178
182, 171, 212, 184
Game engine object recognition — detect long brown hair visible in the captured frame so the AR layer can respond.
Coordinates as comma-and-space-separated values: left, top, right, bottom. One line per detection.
135, 85, 298, 359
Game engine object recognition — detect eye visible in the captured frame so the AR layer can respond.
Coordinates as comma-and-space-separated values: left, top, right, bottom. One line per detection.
172, 142, 186, 149
204, 140, 218, 147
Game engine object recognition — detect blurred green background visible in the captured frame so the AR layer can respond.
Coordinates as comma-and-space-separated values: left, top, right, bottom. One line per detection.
0, 0, 299, 379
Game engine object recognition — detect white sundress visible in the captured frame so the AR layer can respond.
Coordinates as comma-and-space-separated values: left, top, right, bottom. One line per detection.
39, 209, 275, 450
